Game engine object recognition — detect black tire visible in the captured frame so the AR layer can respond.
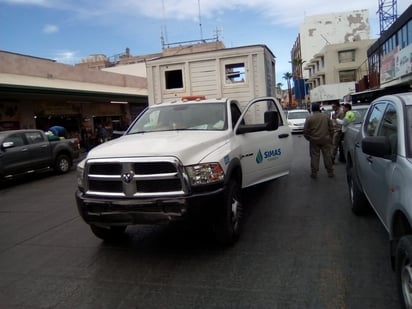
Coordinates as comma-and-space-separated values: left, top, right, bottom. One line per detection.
395, 235, 412, 309
54, 154, 72, 174
90, 225, 126, 242
347, 164, 369, 215
213, 179, 243, 246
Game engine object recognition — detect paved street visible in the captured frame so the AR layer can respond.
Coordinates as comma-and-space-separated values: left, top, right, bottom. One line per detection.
0, 135, 400, 308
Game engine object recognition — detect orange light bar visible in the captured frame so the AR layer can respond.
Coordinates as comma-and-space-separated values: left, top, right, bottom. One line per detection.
181, 95, 206, 101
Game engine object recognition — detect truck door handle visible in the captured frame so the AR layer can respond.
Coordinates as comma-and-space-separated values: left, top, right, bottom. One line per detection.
278, 133, 289, 139
355, 142, 360, 148
366, 156, 373, 163
21, 148, 28, 152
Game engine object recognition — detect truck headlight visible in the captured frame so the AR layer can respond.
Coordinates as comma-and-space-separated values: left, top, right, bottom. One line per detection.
186, 163, 224, 185
77, 163, 85, 189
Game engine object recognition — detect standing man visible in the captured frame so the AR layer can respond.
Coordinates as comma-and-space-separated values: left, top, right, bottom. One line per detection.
335, 103, 356, 163
303, 102, 334, 179
330, 102, 344, 164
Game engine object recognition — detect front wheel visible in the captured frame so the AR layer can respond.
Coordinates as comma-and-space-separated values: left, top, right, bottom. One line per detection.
347, 164, 369, 215
212, 179, 243, 246
54, 154, 72, 174
396, 235, 412, 309
90, 225, 127, 242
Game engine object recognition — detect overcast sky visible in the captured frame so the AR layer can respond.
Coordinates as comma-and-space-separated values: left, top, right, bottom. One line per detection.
0, 0, 409, 86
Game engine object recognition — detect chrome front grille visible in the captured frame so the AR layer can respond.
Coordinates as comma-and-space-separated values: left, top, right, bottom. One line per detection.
84, 157, 187, 198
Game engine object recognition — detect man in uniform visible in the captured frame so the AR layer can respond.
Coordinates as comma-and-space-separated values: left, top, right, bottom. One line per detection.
335, 103, 356, 162
330, 102, 344, 164
303, 102, 334, 179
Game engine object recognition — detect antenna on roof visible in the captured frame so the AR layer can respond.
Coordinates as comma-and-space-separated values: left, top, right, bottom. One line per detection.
161, 0, 168, 48
198, 0, 204, 42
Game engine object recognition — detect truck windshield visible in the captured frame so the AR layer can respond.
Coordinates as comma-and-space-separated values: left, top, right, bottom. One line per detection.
128, 103, 228, 133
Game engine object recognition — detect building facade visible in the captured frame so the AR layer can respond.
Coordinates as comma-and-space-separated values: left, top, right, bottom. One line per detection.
0, 51, 148, 144
305, 39, 376, 104
351, 4, 412, 103
298, 9, 370, 79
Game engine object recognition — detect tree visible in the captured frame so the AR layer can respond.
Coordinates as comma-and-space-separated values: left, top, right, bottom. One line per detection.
283, 72, 293, 109
290, 58, 307, 108
289, 58, 306, 79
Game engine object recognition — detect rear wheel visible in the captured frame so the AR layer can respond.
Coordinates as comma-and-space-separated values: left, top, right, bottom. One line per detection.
347, 164, 369, 215
213, 179, 242, 246
396, 235, 412, 309
90, 225, 127, 242
54, 154, 71, 174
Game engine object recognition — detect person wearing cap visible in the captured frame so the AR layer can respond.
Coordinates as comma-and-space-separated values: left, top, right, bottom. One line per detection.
303, 102, 334, 179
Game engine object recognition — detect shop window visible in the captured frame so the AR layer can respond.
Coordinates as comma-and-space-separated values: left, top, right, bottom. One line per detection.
165, 69, 183, 89
225, 63, 246, 83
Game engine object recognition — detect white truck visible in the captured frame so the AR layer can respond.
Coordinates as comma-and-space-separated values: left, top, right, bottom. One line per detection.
75, 96, 292, 245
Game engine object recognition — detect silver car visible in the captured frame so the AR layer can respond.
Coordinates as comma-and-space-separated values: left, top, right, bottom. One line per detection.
344, 92, 412, 308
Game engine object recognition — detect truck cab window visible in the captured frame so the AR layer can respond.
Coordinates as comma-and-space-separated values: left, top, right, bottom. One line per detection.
364, 103, 385, 137
378, 104, 397, 154
4, 134, 25, 147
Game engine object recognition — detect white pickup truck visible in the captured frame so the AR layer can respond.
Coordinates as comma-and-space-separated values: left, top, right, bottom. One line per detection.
343, 92, 412, 307
76, 96, 292, 245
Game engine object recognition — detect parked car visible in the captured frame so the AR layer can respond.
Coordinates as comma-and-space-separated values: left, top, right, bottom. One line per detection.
0, 129, 80, 181
342, 92, 412, 308
286, 109, 310, 133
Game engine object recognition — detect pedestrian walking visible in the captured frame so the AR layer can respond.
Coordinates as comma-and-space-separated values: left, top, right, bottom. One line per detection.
303, 102, 334, 179
330, 102, 344, 164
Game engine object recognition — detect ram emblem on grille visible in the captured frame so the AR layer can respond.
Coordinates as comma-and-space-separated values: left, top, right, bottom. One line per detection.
121, 171, 135, 184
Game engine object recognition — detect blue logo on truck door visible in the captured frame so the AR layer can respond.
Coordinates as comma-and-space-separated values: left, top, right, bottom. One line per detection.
256, 149, 263, 164
256, 148, 282, 164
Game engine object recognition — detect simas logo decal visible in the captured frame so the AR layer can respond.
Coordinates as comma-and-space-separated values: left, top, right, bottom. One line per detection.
256, 149, 263, 164
256, 148, 282, 164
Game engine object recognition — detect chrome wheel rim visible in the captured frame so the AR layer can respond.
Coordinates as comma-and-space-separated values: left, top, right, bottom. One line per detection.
401, 262, 412, 308
60, 159, 69, 172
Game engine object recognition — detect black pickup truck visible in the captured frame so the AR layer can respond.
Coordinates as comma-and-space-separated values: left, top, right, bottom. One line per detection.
0, 129, 80, 180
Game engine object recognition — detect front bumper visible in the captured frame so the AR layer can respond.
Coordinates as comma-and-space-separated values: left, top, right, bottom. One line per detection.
288, 124, 304, 132
75, 187, 225, 227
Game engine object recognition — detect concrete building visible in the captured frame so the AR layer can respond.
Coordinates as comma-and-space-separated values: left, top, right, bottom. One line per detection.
0, 51, 148, 142
298, 10, 370, 79
305, 39, 376, 104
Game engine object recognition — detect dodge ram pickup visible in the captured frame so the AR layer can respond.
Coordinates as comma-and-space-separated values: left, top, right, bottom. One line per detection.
343, 92, 412, 308
0, 129, 80, 181
76, 96, 293, 245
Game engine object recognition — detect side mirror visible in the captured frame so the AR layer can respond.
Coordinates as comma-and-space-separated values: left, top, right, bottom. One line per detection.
264, 111, 279, 131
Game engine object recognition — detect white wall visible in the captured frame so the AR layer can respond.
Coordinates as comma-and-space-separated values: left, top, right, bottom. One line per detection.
309, 82, 356, 103
300, 10, 370, 79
